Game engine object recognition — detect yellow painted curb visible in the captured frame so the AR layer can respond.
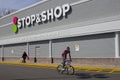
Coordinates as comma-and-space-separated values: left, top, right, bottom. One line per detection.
0, 62, 120, 73
0, 62, 57, 69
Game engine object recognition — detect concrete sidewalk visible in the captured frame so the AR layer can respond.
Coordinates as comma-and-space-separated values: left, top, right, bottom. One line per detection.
0, 62, 120, 73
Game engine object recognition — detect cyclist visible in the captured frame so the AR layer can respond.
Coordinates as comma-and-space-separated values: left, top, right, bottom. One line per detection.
61, 47, 72, 70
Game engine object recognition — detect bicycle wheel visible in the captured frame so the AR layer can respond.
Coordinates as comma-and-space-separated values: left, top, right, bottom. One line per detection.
66, 65, 75, 75
57, 65, 63, 73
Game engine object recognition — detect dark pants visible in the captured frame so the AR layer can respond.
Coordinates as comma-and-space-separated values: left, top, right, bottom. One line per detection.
62, 56, 65, 68
23, 57, 26, 63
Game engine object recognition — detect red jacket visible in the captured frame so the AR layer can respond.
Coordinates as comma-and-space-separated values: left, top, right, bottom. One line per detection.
62, 50, 70, 57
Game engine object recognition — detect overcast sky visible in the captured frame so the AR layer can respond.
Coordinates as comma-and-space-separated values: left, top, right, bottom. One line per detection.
0, 0, 41, 9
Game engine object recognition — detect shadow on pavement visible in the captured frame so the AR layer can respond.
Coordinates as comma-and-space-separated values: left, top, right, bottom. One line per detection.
13, 72, 109, 80
13, 76, 75, 80
75, 72, 109, 79
75, 73, 92, 79
93, 73, 109, 78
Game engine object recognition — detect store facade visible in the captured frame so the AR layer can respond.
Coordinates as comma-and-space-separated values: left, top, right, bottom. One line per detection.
0, 0, 120, 67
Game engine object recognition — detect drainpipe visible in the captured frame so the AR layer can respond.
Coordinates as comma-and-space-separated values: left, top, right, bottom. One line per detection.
115, 32, 120, 58
49, 40, 53, 63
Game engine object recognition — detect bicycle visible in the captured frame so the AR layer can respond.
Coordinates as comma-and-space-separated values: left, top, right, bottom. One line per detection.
57, 60, 75, 75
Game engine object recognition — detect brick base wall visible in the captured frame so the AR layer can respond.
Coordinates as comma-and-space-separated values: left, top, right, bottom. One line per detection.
0, 57, 20, 62
1, 57, 120, 67
70, 58, 120, 67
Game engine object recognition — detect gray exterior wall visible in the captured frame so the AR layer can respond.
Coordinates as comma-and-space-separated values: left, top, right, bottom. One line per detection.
29, 41, 49, 58
1, 41, 49, 58
0, 47, 1, 57
0, 0, 120, 41
3, 43, 26, 57
52, 33, 115, 58
0, 0, 119, 59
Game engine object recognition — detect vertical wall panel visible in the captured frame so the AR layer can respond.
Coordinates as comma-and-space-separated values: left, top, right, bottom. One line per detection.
29, 41, 49, 58
52, 33, 115, 58
4, 43, 26, 57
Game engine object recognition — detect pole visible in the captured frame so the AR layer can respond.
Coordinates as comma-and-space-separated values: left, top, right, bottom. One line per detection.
1, 45, 4, 61
49, 40, 53, 63
115, 32, 120, 58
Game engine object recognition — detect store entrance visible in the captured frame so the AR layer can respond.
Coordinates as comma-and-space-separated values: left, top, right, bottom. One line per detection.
34, 46, 40, 63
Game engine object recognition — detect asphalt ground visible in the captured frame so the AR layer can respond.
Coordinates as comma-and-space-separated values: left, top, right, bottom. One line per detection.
0, 63, 120, 80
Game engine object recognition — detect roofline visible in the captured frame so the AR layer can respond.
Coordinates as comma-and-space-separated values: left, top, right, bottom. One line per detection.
0, 0, 92, 20
0, 0, 49, 20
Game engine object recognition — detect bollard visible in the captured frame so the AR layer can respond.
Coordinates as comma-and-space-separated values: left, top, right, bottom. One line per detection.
34, 57, 37, 63
51, 57, 54, 64
2, 57, 4, 62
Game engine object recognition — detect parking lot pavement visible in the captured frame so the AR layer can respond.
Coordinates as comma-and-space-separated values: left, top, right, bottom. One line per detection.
0, 64, 120, 80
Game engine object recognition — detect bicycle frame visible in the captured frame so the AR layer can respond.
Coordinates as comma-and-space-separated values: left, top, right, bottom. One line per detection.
65, 60, 71, 66
57, 59, 74, 75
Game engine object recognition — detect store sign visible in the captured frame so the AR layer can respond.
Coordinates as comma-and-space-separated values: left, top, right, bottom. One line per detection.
13, 4, 71, 33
